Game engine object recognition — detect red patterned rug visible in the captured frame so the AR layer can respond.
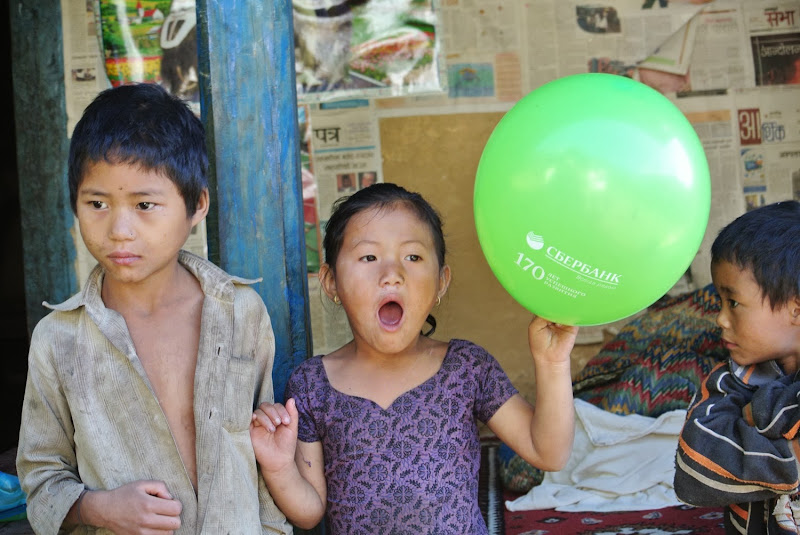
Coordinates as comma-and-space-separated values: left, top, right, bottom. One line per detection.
503, 491, 726, 535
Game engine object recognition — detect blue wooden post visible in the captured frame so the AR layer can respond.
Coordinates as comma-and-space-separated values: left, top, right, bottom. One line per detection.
10, 0, 79, 334
196, 0, 312, 403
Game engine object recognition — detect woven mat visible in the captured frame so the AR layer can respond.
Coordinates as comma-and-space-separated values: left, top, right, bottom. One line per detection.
503, 495, 726, 534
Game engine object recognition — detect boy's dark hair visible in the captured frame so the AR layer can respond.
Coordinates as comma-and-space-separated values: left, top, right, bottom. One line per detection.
711, 200, 800, 309
323, 182, 447, 335
68, 83, 208, 217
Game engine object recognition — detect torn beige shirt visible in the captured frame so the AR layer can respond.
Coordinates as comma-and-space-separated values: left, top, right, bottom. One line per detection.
16, 251, 292, 535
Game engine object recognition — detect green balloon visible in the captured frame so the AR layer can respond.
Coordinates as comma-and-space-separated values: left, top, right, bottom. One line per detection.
474, 73, 710, 326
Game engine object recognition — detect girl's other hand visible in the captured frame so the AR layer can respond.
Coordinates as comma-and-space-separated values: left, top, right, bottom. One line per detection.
250, 399, 299, 475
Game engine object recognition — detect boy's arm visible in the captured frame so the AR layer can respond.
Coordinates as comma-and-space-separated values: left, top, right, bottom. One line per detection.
742, 375, 800, 439
17, 325, 182, 535
16, 330, 85, 535
675, 362, 800, 507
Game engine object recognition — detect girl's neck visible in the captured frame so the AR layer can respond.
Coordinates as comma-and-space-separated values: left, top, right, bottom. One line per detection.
323, 337, 450, 410
349, 335, 445, 366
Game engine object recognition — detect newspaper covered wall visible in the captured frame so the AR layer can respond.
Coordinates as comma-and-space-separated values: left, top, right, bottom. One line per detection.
60, 0, 800, 349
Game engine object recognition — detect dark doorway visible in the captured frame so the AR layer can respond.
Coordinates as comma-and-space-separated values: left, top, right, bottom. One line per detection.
1, 2, 29, 455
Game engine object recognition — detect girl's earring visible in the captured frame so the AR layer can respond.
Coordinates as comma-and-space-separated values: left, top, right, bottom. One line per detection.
333, 295, 341, 305
436, 295, 441, 307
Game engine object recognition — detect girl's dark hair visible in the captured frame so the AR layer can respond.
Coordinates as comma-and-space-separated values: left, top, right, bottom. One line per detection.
711, 200, 800, 309
68, 83, 208, 217
323, 183, 447, 335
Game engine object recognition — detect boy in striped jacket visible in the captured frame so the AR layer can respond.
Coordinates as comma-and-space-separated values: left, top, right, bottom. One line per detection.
675, 200, 800, 534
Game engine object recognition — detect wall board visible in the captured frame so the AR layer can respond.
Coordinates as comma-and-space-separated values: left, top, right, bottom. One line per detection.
379, 112, 552, 398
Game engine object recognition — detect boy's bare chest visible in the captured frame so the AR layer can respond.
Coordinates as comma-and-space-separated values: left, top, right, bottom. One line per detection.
129, 314, 201, 391
125, 304, 203, 486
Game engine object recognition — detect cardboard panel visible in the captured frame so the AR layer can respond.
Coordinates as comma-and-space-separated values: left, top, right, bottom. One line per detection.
379, 112, 546, 397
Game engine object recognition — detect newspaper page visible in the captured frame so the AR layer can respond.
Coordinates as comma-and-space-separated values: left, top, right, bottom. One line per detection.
308, 275, 353, 356
61, 0, 107, 283
638, 10, 699, 76
680, 3, 752, 91
642, 1, 800, 92
523, 0, 703, 91
674, 91, 745, 288
670, 83, 800, 288
735, 85, 800, 209
303, 100, 383, 353
307, 100, 384, 220
744, 1, 800, 86
62, 0, 109, 135
376, 0, 531, 115
439, 0, 524, 102
375, 0, 707, 117
372, 0, 526, 116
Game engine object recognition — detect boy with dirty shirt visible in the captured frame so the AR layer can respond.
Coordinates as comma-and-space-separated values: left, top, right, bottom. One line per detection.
16, 83, 291, 535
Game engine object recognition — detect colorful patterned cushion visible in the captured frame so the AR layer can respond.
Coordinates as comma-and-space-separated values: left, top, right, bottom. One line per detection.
499, 284, 728, 492
573, 283, 726, 416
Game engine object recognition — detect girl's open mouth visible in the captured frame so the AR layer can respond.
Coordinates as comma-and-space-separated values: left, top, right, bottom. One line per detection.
378, 301, 403, 327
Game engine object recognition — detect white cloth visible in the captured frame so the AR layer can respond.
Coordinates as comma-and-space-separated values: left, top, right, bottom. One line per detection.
505, 399, 686, 512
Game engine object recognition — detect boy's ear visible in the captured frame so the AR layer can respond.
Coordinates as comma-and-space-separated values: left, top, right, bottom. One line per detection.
191, 189, 210, 225
790, 296, 800, 326
318, 264, 338, 301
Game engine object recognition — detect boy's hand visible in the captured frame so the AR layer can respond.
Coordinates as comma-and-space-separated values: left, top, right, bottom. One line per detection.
84, 480, 182, 534
528, 315, 579, 366
250, 398, 299, 475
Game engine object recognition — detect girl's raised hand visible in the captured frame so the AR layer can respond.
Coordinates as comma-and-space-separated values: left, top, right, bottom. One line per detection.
527, 315, 579, 366
250, 398, 299, 475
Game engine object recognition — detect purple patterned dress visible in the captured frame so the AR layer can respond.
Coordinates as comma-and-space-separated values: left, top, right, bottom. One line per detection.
285, 339, 519, 534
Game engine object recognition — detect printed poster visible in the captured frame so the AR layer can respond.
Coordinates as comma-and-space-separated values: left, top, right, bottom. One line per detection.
294, 0, 445, 101
97, 0, 200, 113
